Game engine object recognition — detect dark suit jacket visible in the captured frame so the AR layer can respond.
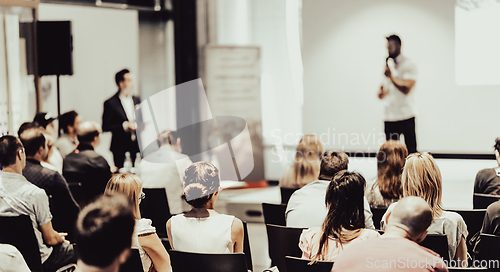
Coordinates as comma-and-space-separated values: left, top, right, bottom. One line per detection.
102, 91, 140, 154
63, 143, 113, 206
23, 159, 80, 237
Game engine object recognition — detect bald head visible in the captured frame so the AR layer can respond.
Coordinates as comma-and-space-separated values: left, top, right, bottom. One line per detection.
388, 196, 433, 240
77, 121, 101, 144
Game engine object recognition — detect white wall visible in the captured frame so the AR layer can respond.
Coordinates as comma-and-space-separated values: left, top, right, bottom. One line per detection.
38, 4, 139, 124
302, 0, 500, 154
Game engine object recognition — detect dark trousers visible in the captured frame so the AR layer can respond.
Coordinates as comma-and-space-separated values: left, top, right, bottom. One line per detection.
112, 150, 138, 170
384, 117, 417, 154
42, 243, 77, 272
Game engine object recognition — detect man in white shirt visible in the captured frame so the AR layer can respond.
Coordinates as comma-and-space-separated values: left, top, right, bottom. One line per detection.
378, 34, 418, 154
139, 131, 192, 214
102, 69, 141, 169
285, 151, 375, 229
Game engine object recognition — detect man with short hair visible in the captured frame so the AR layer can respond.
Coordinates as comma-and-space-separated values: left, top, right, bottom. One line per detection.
33, 112, 64, 172
56, 110, 80, 158
102, 68, 140, 169
63, 121, 112, 206
139, 130, 193, 214
474, 138, 500, 194
0, 135, 76, 272
333, 196, 448, 271
74, 194, 136, 272
378, 34, 418, 154
285, 151, 374, 229
20, 128, 80, 240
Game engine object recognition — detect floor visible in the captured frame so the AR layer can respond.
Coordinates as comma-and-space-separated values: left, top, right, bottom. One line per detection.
216, 157, 497, 272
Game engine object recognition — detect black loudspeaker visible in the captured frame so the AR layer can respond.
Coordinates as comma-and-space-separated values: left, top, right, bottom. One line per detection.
37, 21, 73, 76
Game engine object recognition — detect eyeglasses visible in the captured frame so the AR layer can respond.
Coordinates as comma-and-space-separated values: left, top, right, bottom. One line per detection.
139, 192, 146, 201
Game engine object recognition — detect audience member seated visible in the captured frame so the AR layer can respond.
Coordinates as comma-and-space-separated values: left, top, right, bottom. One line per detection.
19, 128, 80, 237
74, 194, 136, 272
105, 174, 171, 272
138, 131, 192, 214
0, 135, 76, 272
381, 153, 468, 263
286, 151, 375, 229
333, 196, 448, 271
279, 134, 324, 189
365, 140, 407, 208
166, 162, 244, 253
474, 138, 500, 194
299, 170, 379, 263
63, 121, 112, 205
56, 110, 80, 158
34, 112, 64, 173
0, 243, 31, 272
472, 200, 500, 255
18, 121, 58, 172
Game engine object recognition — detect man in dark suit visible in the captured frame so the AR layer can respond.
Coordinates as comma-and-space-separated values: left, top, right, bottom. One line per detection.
19, 127, 80, 239
63, 121, 112, 206
102, 69, 140, 169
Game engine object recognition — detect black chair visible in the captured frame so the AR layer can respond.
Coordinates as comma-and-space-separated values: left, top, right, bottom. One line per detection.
418, 234, 449, 262
281, 187, 298, 204
119, 249, 143, 272
0, 215, 42, 272
473, 193, 500, 209
169, 250, 248, 272
242, 221, 253, 271
478, 234, 500, 272
266, 224, 305, 272
262, 203, 287, 226
371, 207, 387, 230
447, 209, 486, 254
139, 188, 172, 238
285, 256, 333, 272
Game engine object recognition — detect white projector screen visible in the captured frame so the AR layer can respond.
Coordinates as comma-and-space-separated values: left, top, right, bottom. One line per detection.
302, 0, 500, 154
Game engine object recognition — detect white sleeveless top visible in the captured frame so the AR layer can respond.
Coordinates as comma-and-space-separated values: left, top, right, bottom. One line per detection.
170, 213, 235, 253
132, 218, 156, 272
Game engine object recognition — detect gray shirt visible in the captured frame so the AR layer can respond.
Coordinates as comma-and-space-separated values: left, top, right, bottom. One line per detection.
285, 180, 375, 229
0, 171, 53, 262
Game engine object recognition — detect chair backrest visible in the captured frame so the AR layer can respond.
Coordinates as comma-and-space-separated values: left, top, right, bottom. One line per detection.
169, 250, 248, 272
371, 207, 387, 230
139, 188, 172, 238
473, 193, 500, 209
0, 215, 42, 272
262, 203, 287, 226
447, 209, 486, 251
266, 224, 305, 272
119, 249, 143, 272
478, 234, 500, 271
242, 221, 253, 271
281, 187, 298, 204
418, 234, 449, 262
285, 256, 333, 272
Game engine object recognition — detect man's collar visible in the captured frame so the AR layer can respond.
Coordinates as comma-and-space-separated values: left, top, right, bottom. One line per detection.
76, 143, 94, 152
26, 158, 41, 165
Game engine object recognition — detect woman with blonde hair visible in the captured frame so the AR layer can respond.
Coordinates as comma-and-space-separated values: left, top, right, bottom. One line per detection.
382, 153, 468, 264
105, 174, 171, 272
279, 134, 324, 189
365, 140, 407, 208
166, 162, 244, 253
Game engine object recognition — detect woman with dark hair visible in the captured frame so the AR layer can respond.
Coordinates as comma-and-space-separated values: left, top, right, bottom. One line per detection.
299, 170, 379, 264
365, 140, 408, 208
166, 162, 244, 253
